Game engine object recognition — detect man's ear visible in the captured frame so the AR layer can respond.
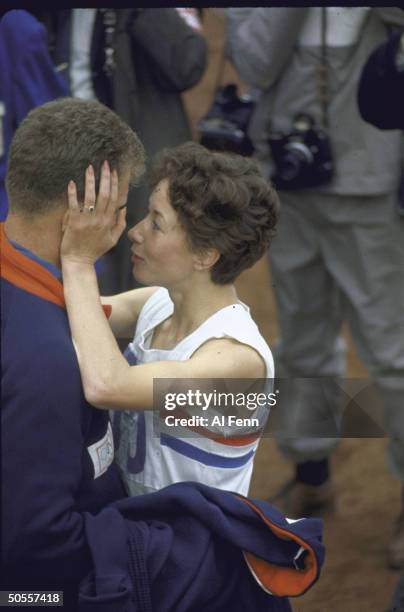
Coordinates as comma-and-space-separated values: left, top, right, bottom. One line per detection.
193, 248, 221, 272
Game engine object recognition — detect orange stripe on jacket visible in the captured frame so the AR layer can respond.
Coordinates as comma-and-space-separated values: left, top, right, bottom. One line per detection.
159, 408, 262, 446
0, 223, 111, 317
235, 495, 318, 597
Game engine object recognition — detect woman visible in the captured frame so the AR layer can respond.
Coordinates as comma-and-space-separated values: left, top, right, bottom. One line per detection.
61, 142, 279, 496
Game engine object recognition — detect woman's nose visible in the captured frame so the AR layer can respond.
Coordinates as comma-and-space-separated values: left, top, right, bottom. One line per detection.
128, 220, 144, 243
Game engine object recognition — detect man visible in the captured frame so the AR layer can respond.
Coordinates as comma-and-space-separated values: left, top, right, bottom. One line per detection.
226, 7, 404, 568
358, 30, 404, 611
0, 97, 145, 605
0, 97, 325, 611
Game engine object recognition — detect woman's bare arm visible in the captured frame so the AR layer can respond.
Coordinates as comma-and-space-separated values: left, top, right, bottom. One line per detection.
61, 254, 266, 412
101, 287, 158, 339
86, 337, 266, 411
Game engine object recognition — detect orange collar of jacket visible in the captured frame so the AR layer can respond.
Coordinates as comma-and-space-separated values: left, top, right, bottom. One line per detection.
0, 223, 111, 318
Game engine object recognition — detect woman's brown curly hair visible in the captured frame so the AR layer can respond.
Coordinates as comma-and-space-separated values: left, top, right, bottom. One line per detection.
148, 142, 280, 285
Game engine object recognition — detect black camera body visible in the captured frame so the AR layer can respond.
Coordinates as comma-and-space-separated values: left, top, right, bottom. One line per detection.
198, 84, 255, 156
268, 114, 334, 190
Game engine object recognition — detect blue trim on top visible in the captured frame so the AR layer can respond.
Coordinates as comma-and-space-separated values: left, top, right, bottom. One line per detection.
160, 433, 255, 468
123, 345, 138, 366
10, 240, 62, 280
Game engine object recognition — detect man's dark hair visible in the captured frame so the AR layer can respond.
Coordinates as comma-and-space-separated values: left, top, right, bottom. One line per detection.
148, 142, 280, 285
6, 97, 145, 215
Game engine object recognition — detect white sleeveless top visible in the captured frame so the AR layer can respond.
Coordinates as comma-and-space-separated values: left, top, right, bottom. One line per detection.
113, 288, 274, 496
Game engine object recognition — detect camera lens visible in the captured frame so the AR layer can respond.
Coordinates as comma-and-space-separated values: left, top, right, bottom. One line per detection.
279, 155, 302, 181
279, 143, 313, 181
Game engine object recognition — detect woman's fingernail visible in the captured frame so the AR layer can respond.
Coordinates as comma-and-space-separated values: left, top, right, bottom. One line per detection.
103, 160, 109, 170
68, 180, 75, 189
88, 164, 94, 175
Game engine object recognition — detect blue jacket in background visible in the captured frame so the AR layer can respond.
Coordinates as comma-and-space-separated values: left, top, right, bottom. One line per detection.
358, 29, 404, 130
0, 10, 68, 221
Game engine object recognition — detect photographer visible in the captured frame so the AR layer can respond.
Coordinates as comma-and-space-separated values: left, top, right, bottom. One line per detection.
358, 29, 404, 612
226, 7, 404, 570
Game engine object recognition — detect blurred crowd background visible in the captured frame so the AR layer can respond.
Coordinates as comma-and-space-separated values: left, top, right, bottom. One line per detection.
1, 8, 404, 611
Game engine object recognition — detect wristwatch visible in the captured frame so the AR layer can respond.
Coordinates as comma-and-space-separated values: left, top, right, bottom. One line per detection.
395, 31, 404, 72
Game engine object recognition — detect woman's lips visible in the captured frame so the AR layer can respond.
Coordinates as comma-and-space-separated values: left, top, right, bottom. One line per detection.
132, 252, 144, 263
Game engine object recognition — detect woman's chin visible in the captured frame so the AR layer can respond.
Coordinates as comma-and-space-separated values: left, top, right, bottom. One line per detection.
133, 267, 153, 286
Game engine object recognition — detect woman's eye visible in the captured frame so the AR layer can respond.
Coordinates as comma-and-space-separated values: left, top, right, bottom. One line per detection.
152, 219, 161, 231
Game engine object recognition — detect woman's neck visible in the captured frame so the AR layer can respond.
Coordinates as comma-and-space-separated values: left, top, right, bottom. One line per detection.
159, 280, 239, 346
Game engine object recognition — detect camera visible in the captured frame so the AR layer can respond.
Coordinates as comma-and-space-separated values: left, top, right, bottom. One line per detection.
268, 113, 334, 190
198, 84, 255, 156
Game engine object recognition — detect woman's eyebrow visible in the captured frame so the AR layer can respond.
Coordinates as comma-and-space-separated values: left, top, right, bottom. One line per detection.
149, 204, 166, 221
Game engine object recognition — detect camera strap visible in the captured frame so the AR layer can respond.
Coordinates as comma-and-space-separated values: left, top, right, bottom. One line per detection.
99, 9, 117, 78
318, 7, 329, 130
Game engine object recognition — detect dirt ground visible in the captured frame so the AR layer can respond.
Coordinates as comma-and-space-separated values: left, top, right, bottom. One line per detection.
182, 10, 402, 612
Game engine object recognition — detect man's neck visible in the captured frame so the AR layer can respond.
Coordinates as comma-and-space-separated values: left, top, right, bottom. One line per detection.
5, 210, 64, 269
